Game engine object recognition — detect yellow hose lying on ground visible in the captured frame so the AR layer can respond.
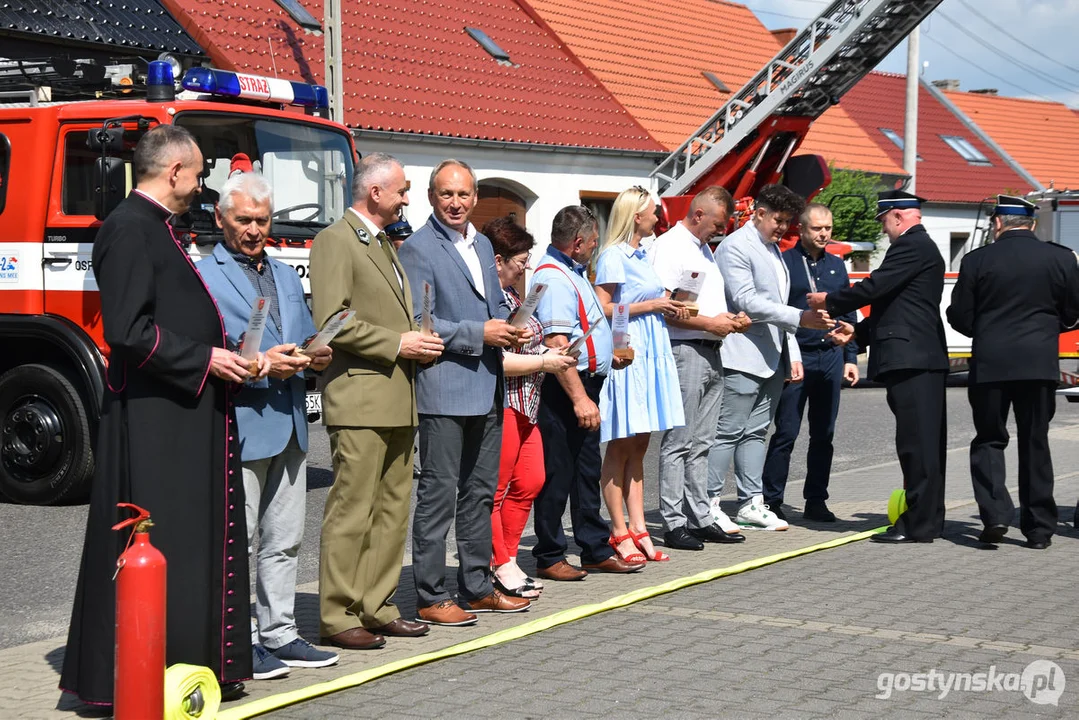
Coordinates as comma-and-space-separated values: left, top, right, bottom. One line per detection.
164, 664, 221, 720
218, 527, 885, 720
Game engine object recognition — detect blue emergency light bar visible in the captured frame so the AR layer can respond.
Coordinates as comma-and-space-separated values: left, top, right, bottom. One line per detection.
180, 67, 329, 110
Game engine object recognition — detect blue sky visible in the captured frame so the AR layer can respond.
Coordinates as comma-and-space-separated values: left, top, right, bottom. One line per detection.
743, 0, 1079, 107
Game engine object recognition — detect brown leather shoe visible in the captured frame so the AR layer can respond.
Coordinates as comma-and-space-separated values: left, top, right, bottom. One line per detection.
321, 627, 386, 650
582, 555, 645, 573
369, 618, 430, 637
461, 589, 530, 613
417, 599, 478, 627
535, 559, 588, 582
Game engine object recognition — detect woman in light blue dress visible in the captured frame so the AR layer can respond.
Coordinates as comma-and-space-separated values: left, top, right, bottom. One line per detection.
594, 187, 687, 563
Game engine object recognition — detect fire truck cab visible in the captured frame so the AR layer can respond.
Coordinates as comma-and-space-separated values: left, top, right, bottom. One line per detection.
0, 63, 356, 504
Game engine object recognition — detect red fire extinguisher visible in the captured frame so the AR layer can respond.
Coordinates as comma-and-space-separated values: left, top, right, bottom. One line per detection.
112, 503, 167, 720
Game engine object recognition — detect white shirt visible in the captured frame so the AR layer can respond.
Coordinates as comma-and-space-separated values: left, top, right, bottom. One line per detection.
756, 226, 790, 300
647, 221, 728, 341
348, 208, 403, 288
435, 217, 485, 298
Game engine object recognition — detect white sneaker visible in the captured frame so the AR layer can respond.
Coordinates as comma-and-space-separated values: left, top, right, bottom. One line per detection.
736, 495, 789, 531
709, 497, 742, 534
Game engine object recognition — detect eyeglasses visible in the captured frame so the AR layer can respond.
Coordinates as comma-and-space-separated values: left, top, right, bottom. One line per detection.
510, 254, 530, 271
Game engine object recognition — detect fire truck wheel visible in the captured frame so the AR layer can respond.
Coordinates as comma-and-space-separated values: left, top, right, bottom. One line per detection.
0, 364, 94, 505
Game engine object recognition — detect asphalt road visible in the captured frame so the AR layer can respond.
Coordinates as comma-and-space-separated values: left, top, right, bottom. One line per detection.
2, 381, 1073, 651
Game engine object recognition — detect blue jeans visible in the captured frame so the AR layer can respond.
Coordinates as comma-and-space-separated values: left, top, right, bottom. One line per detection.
762, 346, 844, 506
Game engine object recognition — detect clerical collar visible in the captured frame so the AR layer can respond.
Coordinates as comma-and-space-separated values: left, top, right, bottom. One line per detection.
133, 189, 174, 221
227, 245, 267, 272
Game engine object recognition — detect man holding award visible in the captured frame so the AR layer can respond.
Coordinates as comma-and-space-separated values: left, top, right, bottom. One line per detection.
648, 187, 750, 550
398, 160, 530, 625
311, 153, 443, 647
197, 172, 339, 679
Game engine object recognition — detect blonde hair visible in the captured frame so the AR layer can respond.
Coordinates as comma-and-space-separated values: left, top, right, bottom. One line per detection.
601, 186, 653, 255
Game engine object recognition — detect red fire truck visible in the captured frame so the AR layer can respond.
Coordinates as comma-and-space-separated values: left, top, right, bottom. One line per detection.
0, 62, 355, 504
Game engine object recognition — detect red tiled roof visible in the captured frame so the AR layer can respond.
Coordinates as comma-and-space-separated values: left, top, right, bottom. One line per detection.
524, 0, 904, 175
801, 107, 907, 178
944, 89, 1079, 190
837, 72, 1033, 203
162, 0, 662, 151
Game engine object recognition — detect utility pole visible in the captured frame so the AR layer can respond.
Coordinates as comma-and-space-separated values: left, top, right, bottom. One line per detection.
903, 27, 919, 192
323, 0, 344, 123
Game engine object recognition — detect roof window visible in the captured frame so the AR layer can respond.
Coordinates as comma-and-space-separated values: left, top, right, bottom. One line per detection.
879, 128, 922, 161
941, 135, 992, 166
274, 0, 322, 32
702, 71, 730, 94
466, 27, 512, 65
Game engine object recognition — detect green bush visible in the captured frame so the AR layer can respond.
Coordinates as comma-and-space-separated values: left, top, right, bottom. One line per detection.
813, 168, 887, 262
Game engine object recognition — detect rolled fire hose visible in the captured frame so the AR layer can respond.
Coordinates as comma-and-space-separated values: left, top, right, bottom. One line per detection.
164, 664, 221, 720
887, 488, 908, 525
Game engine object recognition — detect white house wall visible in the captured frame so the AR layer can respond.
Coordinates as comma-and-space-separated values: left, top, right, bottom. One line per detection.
353, 134, 658, 262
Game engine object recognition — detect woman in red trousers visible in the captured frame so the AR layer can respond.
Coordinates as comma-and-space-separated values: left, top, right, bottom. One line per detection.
483, 218, 576, 598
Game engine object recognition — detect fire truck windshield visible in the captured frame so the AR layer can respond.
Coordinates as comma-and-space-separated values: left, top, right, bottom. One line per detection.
176, 112, 352, 234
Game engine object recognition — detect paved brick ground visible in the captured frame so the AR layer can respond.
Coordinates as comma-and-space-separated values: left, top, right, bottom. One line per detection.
5, 393, 1079, 719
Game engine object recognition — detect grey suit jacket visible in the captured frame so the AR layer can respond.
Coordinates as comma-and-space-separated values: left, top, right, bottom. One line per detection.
397, 215, 509, 416
716, 222, 802, 379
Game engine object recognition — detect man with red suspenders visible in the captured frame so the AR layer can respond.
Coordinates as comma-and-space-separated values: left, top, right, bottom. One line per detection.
530, 205, 640, 581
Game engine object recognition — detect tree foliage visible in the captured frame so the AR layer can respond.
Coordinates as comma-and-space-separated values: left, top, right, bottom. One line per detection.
812, 167, 886, 259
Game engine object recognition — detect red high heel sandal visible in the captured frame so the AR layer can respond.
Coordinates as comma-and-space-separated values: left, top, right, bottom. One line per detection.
630, 530, 670, 562
608, 533, 647, 564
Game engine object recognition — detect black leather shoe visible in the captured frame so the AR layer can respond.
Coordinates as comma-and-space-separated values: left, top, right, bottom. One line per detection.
1026, 537, 1052, 550
219, 682, 246, 701
767, 504, 788, 523
688, 523, 746, 544
870, 527, 933, 544
978, 523, 1008, 544
802, 501, 836, 523
663, 527, 704, 551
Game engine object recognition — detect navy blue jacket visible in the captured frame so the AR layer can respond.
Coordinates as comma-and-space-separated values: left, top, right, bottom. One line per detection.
782, 243, 858, 363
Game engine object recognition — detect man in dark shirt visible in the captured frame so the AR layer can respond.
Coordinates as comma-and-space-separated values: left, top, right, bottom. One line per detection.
762, 203, 858, 523
947, 194, 1079, 549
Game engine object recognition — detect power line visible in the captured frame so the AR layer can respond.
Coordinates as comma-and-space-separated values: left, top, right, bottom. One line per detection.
921, 33, 1059, 103
750, 8, 814, 23
954, 0, 1079, 80
936, 10, 1079, 96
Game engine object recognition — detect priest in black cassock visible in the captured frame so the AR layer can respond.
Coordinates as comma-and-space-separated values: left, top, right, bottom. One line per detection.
61, 125, 267, 705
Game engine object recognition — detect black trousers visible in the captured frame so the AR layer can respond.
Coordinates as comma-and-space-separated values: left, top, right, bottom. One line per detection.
762, 346, 844, 505
968, 381, 1058, 541
532, 372, 613, 567
884, 369, 947, 540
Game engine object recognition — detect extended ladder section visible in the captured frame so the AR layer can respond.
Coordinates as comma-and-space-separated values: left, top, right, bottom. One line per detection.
652, 0, 942, 196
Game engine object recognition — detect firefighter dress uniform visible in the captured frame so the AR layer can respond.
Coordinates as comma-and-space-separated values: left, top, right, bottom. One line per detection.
826, 191, 949, 542
947, 194, 1079, 547
60, 191, 251, 705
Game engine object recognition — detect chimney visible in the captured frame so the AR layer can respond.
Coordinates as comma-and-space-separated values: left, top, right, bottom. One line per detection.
969, 88, 999, 96
932, 79, 961, 91
771, 28, 797, 46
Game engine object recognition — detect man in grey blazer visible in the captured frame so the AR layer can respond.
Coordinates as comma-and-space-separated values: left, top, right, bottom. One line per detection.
709, 185, 833, 530
398, 160, 531, 626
